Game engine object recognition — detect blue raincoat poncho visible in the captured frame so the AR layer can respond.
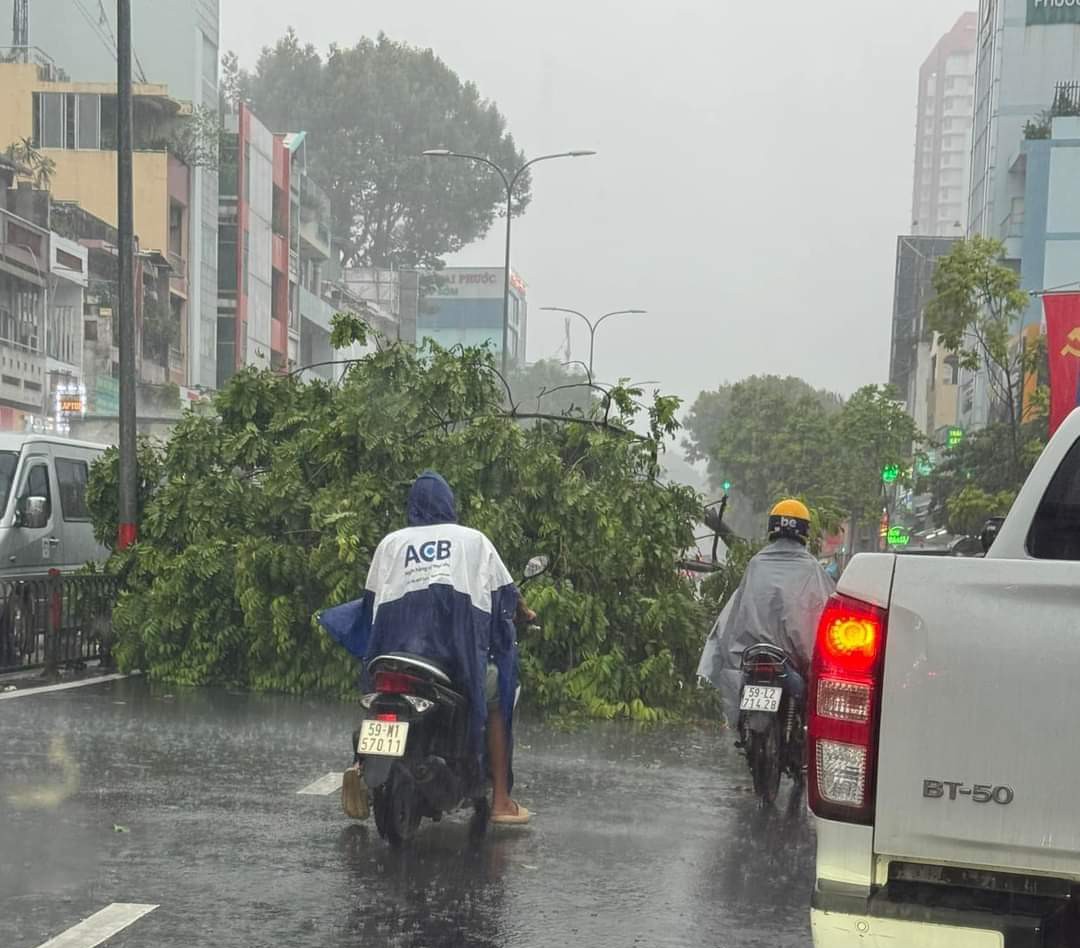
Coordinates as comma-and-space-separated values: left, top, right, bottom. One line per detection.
318, 473, 521, 761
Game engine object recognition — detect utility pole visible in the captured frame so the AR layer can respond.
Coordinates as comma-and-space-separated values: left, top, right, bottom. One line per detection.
116, 0, 137, 549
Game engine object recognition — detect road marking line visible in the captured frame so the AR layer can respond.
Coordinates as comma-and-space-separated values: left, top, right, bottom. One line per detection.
297, 772, 343, 795
0, 673, 135, 701
35, 902, 158, 948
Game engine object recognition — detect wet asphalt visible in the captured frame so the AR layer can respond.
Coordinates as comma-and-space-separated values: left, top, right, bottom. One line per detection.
0, 677, 813, 947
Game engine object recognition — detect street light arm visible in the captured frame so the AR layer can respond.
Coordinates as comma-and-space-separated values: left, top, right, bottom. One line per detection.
541, 305, 595, 333
425, 150, 511, 191
593, 309, 646, 332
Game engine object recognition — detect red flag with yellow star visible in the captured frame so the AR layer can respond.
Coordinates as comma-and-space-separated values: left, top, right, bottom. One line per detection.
1043, 292, 1080, 435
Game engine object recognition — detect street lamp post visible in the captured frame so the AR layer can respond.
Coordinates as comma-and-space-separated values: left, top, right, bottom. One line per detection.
541, 306, 646, 377
422, 148, 596, 376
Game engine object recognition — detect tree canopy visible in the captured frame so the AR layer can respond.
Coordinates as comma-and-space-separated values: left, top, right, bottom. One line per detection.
683, 375, 842, 512
227, 30, 531, 269
89, 325, 708, 721
926, 236, 1046, 477
683, 376, 919, 546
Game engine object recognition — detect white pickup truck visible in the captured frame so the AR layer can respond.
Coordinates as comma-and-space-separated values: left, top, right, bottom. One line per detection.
808, 410, 1080, 947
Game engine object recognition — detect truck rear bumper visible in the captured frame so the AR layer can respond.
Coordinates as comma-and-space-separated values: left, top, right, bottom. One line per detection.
811, 885, 1065, 948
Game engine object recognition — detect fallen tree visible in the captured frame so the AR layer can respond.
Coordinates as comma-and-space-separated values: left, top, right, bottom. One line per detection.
88, 320, 708, 720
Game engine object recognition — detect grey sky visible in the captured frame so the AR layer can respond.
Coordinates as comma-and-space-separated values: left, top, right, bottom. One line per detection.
222, 0, 974, 406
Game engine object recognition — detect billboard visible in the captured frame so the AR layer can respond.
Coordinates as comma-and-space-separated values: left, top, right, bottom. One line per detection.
1028, 0, 1080, 25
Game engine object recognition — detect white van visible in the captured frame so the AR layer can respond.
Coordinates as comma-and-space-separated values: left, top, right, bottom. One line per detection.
0, 433, 109, 576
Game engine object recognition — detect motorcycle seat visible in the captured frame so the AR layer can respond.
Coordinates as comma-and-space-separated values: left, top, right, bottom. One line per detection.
369, 652, 453, 685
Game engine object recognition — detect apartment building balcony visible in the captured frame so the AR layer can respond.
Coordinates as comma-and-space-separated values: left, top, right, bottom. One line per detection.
0, 208, 48, 411
168, 250, 188, 298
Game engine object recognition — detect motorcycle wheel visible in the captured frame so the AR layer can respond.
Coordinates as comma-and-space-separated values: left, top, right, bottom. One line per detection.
748, 722, 782, 806
374, 770, 420, 847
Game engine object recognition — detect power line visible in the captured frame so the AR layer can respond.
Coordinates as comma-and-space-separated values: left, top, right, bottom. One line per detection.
70, 0, 117, 63
91, 0, 146, 82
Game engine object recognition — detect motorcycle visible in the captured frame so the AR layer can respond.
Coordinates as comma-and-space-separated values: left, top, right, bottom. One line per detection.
736, 643, 805, 806
350, 556, 548, 846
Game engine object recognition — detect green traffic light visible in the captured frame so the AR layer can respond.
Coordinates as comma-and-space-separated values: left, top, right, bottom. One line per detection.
881, 464, 900, 484
722, 480, 731, 492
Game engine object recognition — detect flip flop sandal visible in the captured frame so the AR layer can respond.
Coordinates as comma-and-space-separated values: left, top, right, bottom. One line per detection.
342, 768, 370, 821
491, 804, 531, 825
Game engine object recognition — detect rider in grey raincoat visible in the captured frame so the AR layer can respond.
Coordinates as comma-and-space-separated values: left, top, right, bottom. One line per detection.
697, 498, 836, 719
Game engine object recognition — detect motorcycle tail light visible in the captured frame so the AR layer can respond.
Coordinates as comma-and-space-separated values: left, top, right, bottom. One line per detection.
374, 670, 422, 694
376, 713, 398, 722
808, 593, 888, 825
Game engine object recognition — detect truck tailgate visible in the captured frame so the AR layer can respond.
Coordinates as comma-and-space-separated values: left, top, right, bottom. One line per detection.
874, 554, 1080, 879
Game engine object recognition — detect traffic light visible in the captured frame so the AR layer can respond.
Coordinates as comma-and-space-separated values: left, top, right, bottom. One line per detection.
881, 464, 900, 484
722, 480, 732, 492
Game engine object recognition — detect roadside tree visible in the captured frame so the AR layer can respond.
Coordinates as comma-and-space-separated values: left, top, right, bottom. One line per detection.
226, 30, 530, 270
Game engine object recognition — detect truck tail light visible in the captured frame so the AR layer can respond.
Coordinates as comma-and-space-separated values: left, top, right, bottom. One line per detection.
808, 593, 888, 824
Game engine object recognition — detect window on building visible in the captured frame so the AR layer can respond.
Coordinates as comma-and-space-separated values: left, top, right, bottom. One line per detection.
56, 249, 83, 273
77, 94, 100, 149
33, 92, 65, 148
946, 355, 960, 385
55, 458, 90, 521
100, 95, 117, 149
64, 93, 76, 149
169, 202, 184, 257
218, 224, 238, 291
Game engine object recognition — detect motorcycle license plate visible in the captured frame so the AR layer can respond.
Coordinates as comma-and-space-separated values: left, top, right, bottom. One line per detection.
357, 720, 410, 757
739, 685, 782, 713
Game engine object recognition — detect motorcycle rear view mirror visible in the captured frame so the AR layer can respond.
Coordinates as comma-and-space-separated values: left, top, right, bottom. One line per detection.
981, 516, 1005, 554
523, 555, 550, 579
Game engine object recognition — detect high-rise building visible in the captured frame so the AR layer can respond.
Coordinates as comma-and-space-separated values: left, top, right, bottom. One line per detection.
911, 14, 977, 237
26, 0, 221, 390
969, 0, 1080, 240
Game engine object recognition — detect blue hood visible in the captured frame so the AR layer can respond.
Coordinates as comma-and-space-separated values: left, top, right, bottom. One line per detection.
407, 471, 457, 526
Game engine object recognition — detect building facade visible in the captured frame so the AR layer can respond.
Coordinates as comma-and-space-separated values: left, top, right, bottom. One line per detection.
0, 59, 193, 393
1015, 111, 1080, 350
28, 0, 221, 389
889, 236, 960, 437
969, 0, 1080, 240
419, 267, 527, 364
912, 14, 977, 237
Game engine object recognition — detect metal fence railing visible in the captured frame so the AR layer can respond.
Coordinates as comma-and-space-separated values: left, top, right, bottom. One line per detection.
0, 573, 119, 675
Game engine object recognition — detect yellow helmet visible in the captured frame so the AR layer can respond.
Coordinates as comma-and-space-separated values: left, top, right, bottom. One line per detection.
768, 498, 811, 544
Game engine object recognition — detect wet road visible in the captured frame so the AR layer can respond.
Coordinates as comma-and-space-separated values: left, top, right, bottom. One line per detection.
0, 677, 813, 947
